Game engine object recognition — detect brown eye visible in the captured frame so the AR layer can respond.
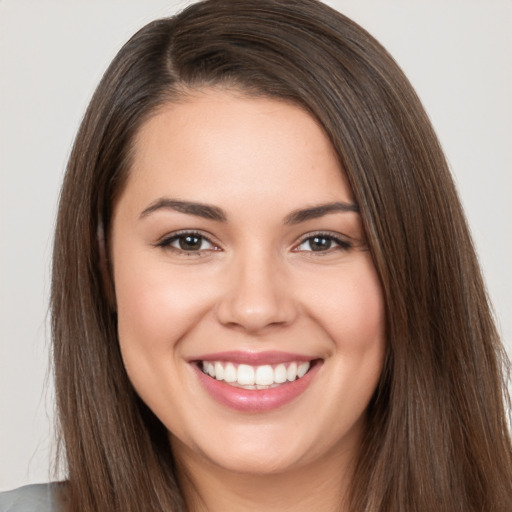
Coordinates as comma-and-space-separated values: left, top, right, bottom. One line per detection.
308, 236, 332, 251
295, 233, 352, 253
157, 232, 216, 253
178, 235, 203, 251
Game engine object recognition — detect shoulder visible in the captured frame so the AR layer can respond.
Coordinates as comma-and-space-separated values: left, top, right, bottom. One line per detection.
0, 483, 67, 512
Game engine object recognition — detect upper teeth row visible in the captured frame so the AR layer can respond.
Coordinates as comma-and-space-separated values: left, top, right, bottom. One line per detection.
202, 361, 311, 387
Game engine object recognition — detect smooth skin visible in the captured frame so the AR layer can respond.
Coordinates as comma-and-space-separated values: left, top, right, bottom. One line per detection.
111, 89, 385, 511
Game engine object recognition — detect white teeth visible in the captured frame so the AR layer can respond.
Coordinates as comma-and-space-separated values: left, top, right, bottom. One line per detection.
255, 365, 274, 386
224, 362, 237, 383
297, 362, 309, 378
214, 362, 224, 381
274, 364, 287, 383
200, 360, 311, 388
287, 362, 297, 381
237, 364, 255, 385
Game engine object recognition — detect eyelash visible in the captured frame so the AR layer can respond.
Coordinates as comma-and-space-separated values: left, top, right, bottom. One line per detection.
155, 230, 219, 255
294, 232, 352, 254
155, 230, 352, 255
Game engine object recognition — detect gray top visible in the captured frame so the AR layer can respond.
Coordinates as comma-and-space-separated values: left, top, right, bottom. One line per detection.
0, 484, 63, 512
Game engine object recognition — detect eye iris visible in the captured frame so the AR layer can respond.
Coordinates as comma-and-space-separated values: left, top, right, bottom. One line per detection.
310, 236, 331, 251
179, 235, 202, 251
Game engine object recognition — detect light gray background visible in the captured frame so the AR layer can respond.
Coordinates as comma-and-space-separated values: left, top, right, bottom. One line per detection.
1, 0, 511, 491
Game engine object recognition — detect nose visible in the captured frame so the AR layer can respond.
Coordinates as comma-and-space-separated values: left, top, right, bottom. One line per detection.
215, 249, 298, 333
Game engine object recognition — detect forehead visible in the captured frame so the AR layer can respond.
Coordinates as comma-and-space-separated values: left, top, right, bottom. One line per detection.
123, 89, 353, 215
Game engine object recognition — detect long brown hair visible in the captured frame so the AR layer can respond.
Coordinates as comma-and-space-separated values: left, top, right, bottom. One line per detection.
51, 1, 512, 510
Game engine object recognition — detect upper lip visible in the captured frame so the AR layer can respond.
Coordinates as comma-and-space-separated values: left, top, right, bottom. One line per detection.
190, 350, 317, 365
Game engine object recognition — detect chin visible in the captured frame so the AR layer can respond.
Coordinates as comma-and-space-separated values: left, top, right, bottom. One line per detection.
198, 442, 309, 476
170, 417, 342, 478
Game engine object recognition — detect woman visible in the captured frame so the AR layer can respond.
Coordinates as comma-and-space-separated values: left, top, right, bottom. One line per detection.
1, 0, 511, 510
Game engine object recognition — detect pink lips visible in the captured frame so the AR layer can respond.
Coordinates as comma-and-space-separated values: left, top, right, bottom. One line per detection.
191, 351, 321, 412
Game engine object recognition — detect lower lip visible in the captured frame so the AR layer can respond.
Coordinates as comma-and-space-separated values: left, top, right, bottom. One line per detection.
193, 362, 321, 412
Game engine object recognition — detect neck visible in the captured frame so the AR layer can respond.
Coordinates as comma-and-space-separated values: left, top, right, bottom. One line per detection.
173, 438, 357, 512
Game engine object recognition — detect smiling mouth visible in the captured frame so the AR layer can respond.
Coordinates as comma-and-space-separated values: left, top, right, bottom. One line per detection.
198, 360, 316, 390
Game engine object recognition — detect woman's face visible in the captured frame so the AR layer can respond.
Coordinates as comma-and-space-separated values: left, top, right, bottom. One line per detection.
111, 90, 385, 477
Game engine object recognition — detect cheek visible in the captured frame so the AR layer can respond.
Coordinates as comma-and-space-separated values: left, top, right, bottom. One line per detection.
336, 278, 384, 349
113, 252, 216, 358
112, 252, 219, 415
305, 258, 385, 353
116, 269, 176, 351
311, 258, 385, 425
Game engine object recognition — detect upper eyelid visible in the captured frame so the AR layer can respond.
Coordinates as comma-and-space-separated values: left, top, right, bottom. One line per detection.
156, 230, 219, 248
299, 230, 343, 239
295, 231, 351, 245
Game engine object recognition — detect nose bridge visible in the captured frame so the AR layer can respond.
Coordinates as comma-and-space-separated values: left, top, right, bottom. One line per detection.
216, 244, 296, 332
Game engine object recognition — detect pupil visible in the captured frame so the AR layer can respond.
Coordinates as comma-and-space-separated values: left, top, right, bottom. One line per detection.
179, 235, 202, 250
311, 236, 331, 251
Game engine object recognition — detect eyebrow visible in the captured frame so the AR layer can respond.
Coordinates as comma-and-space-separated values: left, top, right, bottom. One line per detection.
139, 198, 227, 222
284, 201, 359, 224
139, 198, 359, 224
